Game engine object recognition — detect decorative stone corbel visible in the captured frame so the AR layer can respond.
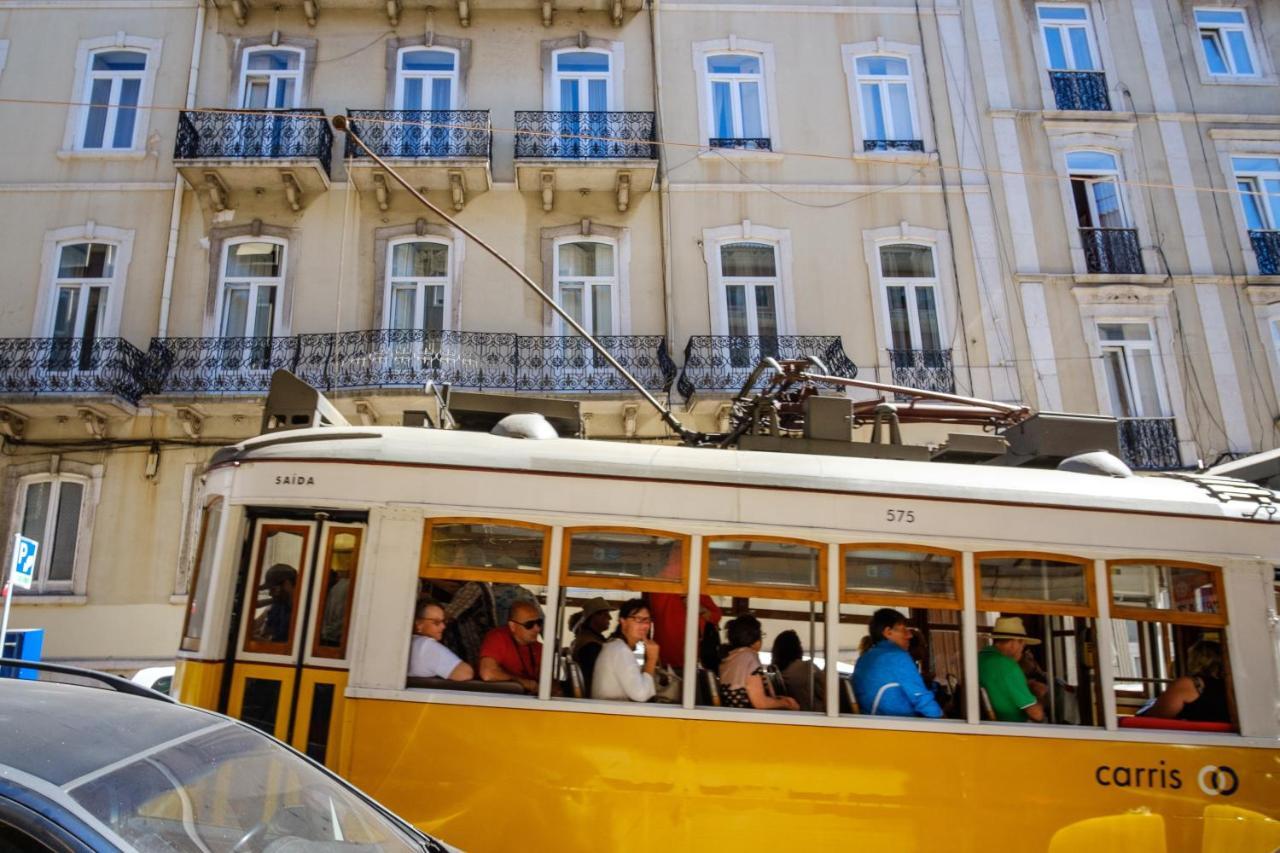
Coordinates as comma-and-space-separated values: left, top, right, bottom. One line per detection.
615, 172, 631, 212
373, 172, 391, 212
386, 0, 402, 27
354, 399, 379, 426
204, 172, 230, 212
457, 0, 470, 27
281, 171, 303, 212
541, 0, 553, 27
302, 0, 319, 25
174, 406, 204, 439
231, 0, 249, 26
610, 0, 623, 26
448, 170, 466, 211
77, 407, 107, 440
540, 170, 555, 212
0, 408, 27, 440
622, 403, 639, 438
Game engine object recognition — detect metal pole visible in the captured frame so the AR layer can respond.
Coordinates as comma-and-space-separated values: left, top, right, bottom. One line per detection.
0, 535, 14, 647
332, 114, 699, 444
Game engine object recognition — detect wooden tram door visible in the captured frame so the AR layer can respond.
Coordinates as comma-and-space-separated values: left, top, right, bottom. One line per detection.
222, 516, 366, 769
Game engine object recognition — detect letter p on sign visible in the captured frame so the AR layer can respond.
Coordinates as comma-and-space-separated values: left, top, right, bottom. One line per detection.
10, 535, 38, 590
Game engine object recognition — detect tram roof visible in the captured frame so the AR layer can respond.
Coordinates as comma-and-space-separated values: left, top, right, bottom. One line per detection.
212, 426, 1279, 524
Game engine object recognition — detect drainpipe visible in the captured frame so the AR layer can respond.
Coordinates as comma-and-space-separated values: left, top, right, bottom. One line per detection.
648, 0, 676, 363
157, 0, 207, 338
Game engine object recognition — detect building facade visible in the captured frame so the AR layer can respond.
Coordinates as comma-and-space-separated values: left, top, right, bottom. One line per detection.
0, 0, 1274, 666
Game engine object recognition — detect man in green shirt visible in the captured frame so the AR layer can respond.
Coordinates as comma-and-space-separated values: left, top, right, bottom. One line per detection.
978, 616, 1046, 723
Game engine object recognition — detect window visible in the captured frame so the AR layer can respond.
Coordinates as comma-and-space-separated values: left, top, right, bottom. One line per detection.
239, 47, 303, 109
879, 245, 942, 354
386, 240, 449, 334
1195, 8, 1258, 78
15, 475, 86, 594
243, 524, 310, 655
180, 499, 224, 652
313, 527, 363, 659
1037, 5, 1098, 71
395, 48, 458, 111
1098, 322, 1170, 419
553, 50, 611, 111
706, 54, 767, 146
854, 56, 919, 149
842, 546, 960, 608
79, 49, 147, 150
50, 243, 114, 349
1067, 151, 1127, 229
1232, 157, 1280, 231
218, 239, 285, 340
421, 519, 550, 582
720, 242, 778, 339
554, 240, 616, 338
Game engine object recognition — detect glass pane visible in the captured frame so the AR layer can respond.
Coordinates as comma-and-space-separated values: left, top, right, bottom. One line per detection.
425, 285, 445, 333
1066, 150, 1117, 172
1102, 348, 1134, 417
739, 82, 763, 138
557, 50, 610, 72
83, 288, 105, 339
1039, 6, 1087, 21
707, 54, 759, 74
856, 56, 908, 76
318, 531, 359, 650
1196, 9, 1246, 24
880, 244, 934, 278
92, 50, 147, 71
390, 286, 415, 330
52, 289, 79, 340
1200, 32, 1229, 74
1226, 30, 1254, 75
392, 242, 448, 278
591, 284, 613, 336
220, 287, 250, 337
1265, 181, 1280, 228
401, 49, 456, 71
401, 77, 423, 111
239, 677, 281, 735
887, 286, 911, 350
915, 287, 941, 351
247, 49, 300, 71
83, 79, 112, 148
1091, 180, 1124, 228
225, 242, 283, 278
1130, 349, 1163, 417
711, 81, 733, 138
1068, 26, 1095, 70
1110, 563, 1219, 615
707, 539, 820, 590
1230, 157, 1278, 173
253, 287, 276, 338
559, 79, 579, 112
888, 83, 912, 139
272, 78, 295, 109
1043, 26, 1068, 69
183, 501, 223, 648
558, 242, 614, 277
59, 243, 115, 279
720, 243, 776, 277
243, 79, 269, 109
1237, 182, 1265, 230
844, 549, 956, 598
112, 79, 140, 148
753, 286, 777, 338
430, 78, 452, 111
20, 482, 51, 546
725, 285, 748, 336
861, 84, 886, 140
426, 522, 545, 573
47, 482, 83, 582
566, 532, 682, 581
247, 529, 306, 648
560, 283, 584, 325
587, 78, 608, 111
979, 557, 1088, 605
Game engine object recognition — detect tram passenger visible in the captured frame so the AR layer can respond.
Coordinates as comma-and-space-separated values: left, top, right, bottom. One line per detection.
771, 630, 825, 712
718, 615, 800, 711
408, 602, 474, 681
442, 580, 498, 667
1139, 639, 1229, 723
591, 599, 659, 702
478, 600, 545, 694
648, 549, 721, 671
977, 617, 1046, 723
571, 597, 614, 694
851, 609, 943, 718
252, 564, 297, 644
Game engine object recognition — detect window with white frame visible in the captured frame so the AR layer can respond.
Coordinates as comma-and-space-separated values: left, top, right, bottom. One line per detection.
555, 240, 617, 337
880, 245, 942, 353
1067, 150, 1128, 229
706, 54, 767, 146
386, 240, 449, 334
218, 239, 285, 340
553, 50, 612, 112
15, 474, 86, 594
1271, 316, 1280, 364
854, 56, 920, 149
1037, 5, 1100, 71
720, 242, 779, 337
239, 47, 303, 109
1232, 157, 1280, 232
1195, 8, 1259, 78
1097, 322, 1170, 419
395, 48, 458, 111
79, 49, 148, 150
50, 243, 115, 345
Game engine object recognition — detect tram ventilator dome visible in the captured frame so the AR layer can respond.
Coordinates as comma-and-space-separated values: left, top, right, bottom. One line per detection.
1057, 450, 1133, 478
491, 413, 559, 440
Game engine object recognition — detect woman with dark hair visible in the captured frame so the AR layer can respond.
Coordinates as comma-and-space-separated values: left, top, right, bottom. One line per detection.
771, 630, 825, 712
591, 598, 660, 702
718, 615, 800, 711
1141, 639, 1229, 722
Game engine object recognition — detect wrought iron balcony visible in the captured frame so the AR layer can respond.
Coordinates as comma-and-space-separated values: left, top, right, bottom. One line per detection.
514, 111, 656, 159
864, 139, 925, 153
678, 335, 857, 398
148, 336, 304, 394
1117, 417, 1181, 471
1080, 227, 1144, 274
345, 110, 491, 159
888, 349, 955, 394
514, 336, 675, 392
1249, 230, 1280, 275
709, 138, 772, 152
1049, 71, 1111, 111
0, 337, 149, 404
174, 109, 333, 174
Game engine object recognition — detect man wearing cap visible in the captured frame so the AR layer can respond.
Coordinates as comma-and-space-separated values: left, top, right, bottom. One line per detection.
978, 616, 1046, 723
571, 597, 613, 694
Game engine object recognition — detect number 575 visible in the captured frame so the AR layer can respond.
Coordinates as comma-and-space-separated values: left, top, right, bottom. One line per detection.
885, 509, 915, 523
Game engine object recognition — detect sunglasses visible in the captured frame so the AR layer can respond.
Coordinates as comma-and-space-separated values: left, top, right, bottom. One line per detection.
512, 617, 545, 630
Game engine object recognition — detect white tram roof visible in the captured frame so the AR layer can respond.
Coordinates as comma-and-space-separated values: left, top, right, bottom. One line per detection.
215, 426, 1279, 524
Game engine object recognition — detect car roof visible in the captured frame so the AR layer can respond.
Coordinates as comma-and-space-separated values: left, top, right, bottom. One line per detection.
0, 680, 227, 786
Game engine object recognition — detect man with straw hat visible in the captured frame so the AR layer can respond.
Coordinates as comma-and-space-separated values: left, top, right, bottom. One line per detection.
571, 596, 614, 694
978, 616, 1046, 723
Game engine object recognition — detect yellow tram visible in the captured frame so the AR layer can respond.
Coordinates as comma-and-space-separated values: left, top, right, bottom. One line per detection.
173, 399, 1280, 852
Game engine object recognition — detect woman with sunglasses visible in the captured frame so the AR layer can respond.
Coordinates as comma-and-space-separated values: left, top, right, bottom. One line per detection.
591, 599, 660, 702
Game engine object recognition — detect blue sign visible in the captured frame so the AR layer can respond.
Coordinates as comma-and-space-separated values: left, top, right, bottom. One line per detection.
10, 535, 37, 590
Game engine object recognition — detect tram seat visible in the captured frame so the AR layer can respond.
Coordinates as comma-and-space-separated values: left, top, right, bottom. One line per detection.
839, 679, 859, 715
696, 666, 721, 707
1117, 715, 1233, 733
979, 687, 996, 721
563, 656, 586, 699
762, 665, 784, 699
407, 676, 526, 695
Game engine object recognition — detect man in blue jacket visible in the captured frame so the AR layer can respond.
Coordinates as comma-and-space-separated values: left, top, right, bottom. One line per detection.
852, 608, 943, 717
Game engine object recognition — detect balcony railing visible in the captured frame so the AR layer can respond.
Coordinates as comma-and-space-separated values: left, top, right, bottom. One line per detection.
678, 335, 857, 398
1080, 227, 1144, 274
1117, 417, 1181, 471
0, 337, 149, 404
864, 139, 925, 153
1049, 71, 1111, 111
345, 110, 491, 159
514, 111, 656, 159
1249, 230, 1280, 275
148, 332, 675, 394
709, 138, 772, 152
174, 109, 333, 174
888, 349, 955, 395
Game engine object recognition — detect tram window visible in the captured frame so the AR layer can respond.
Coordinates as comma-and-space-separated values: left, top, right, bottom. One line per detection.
705, 538, 821, 592
978, 554, 1090, 610
422, 519, 548, 577
313, 528, 362, 659
180, 498, 223, 653
244, 525, 309, 655
975, 610, 1101, 727
839, 602, 963, 719
842, 546, 960, 604
1109, 562, 1221, 618
565, 530, 685, 586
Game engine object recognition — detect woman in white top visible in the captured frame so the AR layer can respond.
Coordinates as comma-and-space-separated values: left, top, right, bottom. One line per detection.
590, 599, 660, 702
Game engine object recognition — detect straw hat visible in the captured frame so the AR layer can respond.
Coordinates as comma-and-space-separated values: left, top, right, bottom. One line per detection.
990, 616, 1041, 645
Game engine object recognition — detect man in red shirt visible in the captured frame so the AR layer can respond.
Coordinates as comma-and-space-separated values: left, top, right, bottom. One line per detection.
648, 592, 721, 671
478, 600, 544, 693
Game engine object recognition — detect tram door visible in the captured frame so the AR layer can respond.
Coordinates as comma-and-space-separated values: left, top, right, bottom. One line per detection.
223, 517, 365, 769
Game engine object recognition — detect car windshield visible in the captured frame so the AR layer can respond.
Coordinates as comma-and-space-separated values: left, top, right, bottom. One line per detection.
64, 720, 423, 852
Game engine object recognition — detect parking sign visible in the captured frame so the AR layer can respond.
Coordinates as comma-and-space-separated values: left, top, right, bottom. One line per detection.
10, 535, 37, 590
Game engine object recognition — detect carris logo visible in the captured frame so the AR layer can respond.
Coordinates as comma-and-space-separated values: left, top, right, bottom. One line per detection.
1197, 765, 1239, 797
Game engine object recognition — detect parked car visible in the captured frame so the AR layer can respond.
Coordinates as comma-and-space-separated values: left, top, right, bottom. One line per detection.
0, 661, 452, 852
128, 665, 175, 696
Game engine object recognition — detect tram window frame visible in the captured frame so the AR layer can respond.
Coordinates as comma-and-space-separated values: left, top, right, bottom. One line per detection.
242, 523, 312, 656
975, 550, 1095, 617
179, 497, 223, 653
840, 543, 962, 610
419, 517, 551, 585
702, 535, 827, 602
561, 527, 690, 593
1106, 559, 1227, 628
310, 525, 363, 661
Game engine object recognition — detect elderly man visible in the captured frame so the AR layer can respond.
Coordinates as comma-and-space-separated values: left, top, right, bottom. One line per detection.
851, 607, 943, 717
478, 600, 545, 693
408, 602, 474, 681
978, 616, 1046, 723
